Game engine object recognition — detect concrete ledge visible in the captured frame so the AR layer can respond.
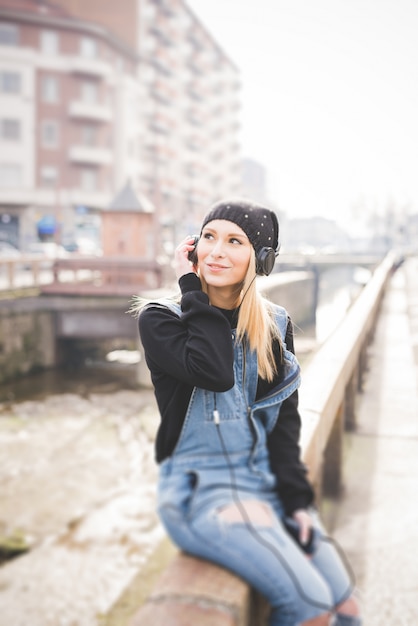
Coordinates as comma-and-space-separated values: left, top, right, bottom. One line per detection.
299, 251, 396, 488
128, 552, 268, 626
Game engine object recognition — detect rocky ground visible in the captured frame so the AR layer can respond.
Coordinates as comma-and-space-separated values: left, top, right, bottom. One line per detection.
0, 388, 163, 626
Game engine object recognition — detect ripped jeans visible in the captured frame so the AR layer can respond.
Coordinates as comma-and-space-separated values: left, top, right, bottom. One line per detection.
158, 466, 354, 626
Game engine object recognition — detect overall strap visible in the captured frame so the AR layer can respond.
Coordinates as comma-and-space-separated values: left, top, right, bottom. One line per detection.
270, 303, 289, 342
146, 298, 182, 316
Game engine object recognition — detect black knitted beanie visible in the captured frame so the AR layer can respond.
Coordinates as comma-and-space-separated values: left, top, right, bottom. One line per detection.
200, 198, 279, 253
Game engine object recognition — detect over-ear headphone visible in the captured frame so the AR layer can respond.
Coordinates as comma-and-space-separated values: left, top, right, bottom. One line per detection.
255, 212, 280, 276
255, 246, 278, 276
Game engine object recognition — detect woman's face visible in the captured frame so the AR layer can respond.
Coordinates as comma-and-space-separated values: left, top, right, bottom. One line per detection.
197, 219, 253, 293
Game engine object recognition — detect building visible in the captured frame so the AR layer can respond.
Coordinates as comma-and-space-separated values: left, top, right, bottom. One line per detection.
0, 0, 241, 254
241, 157, 268, 205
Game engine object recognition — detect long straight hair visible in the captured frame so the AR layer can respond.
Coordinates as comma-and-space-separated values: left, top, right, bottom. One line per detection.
131, 253, 283, 381
201, 253, 282, 381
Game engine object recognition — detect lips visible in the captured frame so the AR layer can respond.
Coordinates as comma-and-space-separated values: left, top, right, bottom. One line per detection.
207, 263, 229, 271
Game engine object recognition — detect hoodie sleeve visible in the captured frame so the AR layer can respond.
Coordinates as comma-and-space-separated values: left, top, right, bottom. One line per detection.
139, 273, 235, 391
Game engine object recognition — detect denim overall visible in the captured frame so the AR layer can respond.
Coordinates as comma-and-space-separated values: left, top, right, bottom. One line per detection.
157, 301, 355, 626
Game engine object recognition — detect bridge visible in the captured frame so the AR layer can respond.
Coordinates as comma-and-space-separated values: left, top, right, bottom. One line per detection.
0, 251, 384, 297
274, 251, 383, 271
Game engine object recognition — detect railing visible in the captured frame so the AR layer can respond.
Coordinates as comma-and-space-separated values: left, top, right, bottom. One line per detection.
126, 252, 397, 626
0, 256, 165, 296
41, 257, 165, 296
0, 255, 50, 293
298, 251, 396, 495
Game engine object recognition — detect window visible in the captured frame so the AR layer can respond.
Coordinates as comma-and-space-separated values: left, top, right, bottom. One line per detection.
0, 71, 21, 93
116, 57, 125, 72
40, 166, 58, 187
81, 124, 97, 146
41, 75, 59, 103
0, 23, 18, 46
81, 81, 98, 103
80, 168, 97, 191
40, 30, 59, 54
41, 120, 59, 148
0, 118, 20, 140
0, 164, 21, 187
80, 36, 97, 58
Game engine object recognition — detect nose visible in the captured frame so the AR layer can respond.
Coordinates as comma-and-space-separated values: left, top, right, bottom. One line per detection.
210, 240, 226, 257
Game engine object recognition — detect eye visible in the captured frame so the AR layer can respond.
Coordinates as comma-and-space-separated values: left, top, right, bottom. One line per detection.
203, 232, 214, 240
230, 237, 242, 245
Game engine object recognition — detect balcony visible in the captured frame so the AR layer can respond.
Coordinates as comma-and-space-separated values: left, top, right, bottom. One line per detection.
151, 79, 175, 105
68, 56, 112, 79
152, 0, 177, 18
187, 82, 203, 102
149, 112, 175, 135
150, 47, 176, 76
68, 145, 113, 166
68, 100, 113, 123
0, 187, 55, 205
68, 188, 110, 210
149, 21, 176, 47
187, 107, 204, 126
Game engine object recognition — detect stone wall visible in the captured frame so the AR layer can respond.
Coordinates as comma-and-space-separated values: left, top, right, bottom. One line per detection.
257, 270, 316, 326
0, 308, 55, 384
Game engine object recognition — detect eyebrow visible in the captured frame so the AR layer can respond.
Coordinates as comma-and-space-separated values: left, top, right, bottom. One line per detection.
202, 226, 249, 240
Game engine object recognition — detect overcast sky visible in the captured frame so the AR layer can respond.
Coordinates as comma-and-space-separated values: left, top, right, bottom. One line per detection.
188, 0, 418, 225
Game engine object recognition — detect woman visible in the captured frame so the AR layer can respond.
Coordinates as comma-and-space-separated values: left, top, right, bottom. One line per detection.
137, 198, 361, 626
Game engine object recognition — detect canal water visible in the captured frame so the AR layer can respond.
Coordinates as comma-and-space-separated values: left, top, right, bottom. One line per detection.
316, 265, 366, 342
0, 265, 366, 626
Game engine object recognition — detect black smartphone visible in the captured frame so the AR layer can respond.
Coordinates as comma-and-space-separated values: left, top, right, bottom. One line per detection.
188, 235, 199, 264
283, 517, 318, 555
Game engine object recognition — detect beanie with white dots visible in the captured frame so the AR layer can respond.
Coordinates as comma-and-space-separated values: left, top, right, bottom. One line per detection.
200, 197, 279, 254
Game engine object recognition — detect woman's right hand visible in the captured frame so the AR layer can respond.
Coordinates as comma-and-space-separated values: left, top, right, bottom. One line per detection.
174, 235, 198, 280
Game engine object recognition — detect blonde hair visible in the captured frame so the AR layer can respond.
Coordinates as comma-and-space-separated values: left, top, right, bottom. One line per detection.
201, 253, 282, 381
131, 254, 283, 382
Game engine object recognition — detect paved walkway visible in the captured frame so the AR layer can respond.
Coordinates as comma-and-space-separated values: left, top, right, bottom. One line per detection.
333, 255, 418, 625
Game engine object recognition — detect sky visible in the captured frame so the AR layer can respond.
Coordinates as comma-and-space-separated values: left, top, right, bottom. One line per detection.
188, 0, 418, 225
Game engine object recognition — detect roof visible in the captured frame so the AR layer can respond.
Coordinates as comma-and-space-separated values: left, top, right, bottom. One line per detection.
107, 181, 154, 214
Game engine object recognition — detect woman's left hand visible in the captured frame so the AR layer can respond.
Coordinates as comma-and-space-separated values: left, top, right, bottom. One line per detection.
292, 508, 313, 547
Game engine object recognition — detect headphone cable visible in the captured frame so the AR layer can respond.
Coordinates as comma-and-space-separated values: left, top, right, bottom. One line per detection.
213, 405, 355, 613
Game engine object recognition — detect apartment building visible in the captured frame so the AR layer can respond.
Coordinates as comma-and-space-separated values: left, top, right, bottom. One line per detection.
0, 0, 241, 253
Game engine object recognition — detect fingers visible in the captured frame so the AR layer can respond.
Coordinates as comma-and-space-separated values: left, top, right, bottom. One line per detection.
292, 509, 313, 546
176, 235, 198, 257
174, 235, 198, 279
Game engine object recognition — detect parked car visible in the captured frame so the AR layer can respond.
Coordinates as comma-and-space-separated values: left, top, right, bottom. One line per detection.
28, 242, 69, 259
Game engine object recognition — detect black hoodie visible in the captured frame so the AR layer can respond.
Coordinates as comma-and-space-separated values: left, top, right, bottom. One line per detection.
138, 272, 314, 515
